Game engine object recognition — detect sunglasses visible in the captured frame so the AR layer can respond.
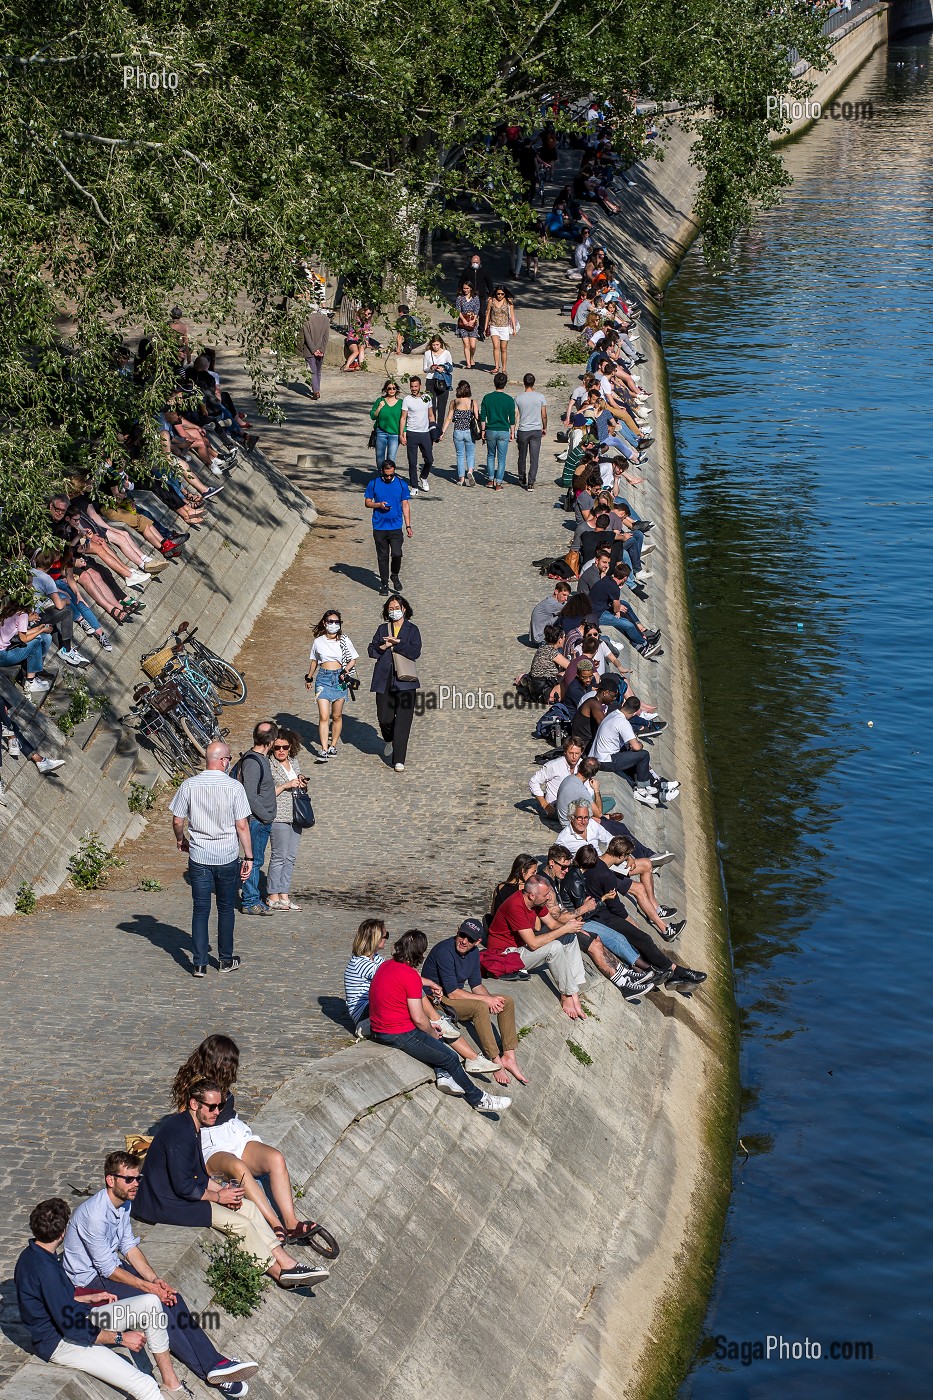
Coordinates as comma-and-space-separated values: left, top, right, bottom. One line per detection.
272, 744, 290, 750
197, 1100, 222, 1112
114, 1173, 143, 1183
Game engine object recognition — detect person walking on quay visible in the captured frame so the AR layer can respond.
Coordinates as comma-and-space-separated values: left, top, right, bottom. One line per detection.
369, 378, 404, 469
442, 379, 481, 486
454, 279, 481, 368
305, 609, 359, 762
423, 335, 453, 431
364, 458, 413, 595
368, 593, 422, 772
460, 251, 494, 342
483, 285, 517, 378
266, 727, 309, 910
514, 371, 548, 490
236, 719, 279, 916
169, 740, 253, 977
299, 300, 330, 400
480, 372, 518, 490
399, 375, 436, 491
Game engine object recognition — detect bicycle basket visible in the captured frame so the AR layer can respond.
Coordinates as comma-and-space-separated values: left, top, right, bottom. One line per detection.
149, 681, 183, 714
141, 646, 175, 679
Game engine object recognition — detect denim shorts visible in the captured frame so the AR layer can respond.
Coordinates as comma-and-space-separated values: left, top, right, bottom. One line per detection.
315, 669, 348, 702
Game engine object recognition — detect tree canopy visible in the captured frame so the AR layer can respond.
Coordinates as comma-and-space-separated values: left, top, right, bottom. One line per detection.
0, 0, 831, 596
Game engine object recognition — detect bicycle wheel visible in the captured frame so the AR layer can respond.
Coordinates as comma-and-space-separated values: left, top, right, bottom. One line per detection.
187, 639, 247, 705
177, 709, 214, 759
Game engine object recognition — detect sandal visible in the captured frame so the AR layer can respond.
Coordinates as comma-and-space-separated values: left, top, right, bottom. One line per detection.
287, 1221, 340, 1258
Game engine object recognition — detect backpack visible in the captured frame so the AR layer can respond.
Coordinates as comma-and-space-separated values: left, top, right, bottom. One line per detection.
534, 701, 573, 743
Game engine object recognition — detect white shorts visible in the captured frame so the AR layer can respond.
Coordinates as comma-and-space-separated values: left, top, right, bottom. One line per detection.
489, 326, 511, 341
200, 1116, 262, 1160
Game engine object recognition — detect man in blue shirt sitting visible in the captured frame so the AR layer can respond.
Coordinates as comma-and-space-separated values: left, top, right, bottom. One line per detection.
423, 920, 528, 1087
14, 1195, 161, 1400
364, 458, 413, 596
63, 1149, 258, 1396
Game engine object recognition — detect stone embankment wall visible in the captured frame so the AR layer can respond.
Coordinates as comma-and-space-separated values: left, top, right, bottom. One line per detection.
0, 450, 316, 915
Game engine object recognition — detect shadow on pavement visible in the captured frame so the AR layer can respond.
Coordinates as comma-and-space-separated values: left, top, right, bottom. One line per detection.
117, 914, 192, 972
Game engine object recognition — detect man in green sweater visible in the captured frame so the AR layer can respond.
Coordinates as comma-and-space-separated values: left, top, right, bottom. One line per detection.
480, 372, 518, 490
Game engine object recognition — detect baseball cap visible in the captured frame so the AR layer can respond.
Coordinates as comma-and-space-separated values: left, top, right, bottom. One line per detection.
456, 919, 485, 942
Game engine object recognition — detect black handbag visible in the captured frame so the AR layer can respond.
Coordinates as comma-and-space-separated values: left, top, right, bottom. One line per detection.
292, 788, 316, 828
367, 426, 377, 448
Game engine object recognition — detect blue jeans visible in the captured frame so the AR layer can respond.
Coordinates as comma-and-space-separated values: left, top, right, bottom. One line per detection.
373, 1027, 484, 1107
375, 428, 399, 469
622, 530, 644, 574
582, 919, 639, 965
189, 857, 240, 965
240, 817, 271, 908
0, 634, 51, 675
485, 430, 510, 483
598, 608, 644, 649
57, 581, 102, 631
603, 433, 637, 462
453, 428, 475, 478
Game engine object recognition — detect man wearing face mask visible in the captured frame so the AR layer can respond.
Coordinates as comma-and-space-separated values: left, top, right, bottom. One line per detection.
460, 252, 494, 341
367, 594, 422, 772
364, 458, 413, 596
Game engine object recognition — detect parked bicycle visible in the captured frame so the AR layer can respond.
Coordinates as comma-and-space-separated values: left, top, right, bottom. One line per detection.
140, 621, 247, 707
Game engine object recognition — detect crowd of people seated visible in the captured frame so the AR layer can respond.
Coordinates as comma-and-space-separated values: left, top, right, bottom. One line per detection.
0, 314, 261, 794
15, 1033, 335, 1397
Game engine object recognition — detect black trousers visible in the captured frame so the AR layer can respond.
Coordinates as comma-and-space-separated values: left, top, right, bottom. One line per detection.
600, 907, 673, 972
376, 688, 416, 765
89, 1270, 224, 1381
405, 431, 434, 486
41, 603, 73, 650
373, 529, 403, 587
600, 816, 653, 862
517, 429, 543, 486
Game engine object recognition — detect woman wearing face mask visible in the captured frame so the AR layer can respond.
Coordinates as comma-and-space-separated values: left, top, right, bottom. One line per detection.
367, 593, 422, 772
305, 610, 358, 762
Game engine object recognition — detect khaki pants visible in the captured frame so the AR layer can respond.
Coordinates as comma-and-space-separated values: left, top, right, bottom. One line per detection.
441, 992, 517, 1059
211, 1197, 278, 1266
50, 1339, 161, 1400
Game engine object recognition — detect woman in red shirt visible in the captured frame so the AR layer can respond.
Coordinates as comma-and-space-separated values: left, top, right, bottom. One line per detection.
369, 931, 510, 1114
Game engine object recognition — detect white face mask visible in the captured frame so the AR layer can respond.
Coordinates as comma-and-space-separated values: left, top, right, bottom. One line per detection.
325, 621, 340, 634
388, 609, 403, 621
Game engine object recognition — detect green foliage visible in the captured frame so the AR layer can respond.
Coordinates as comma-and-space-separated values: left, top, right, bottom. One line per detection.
137, 876, 162, 891
566, 1039, 593, 1067
545, 375, 570, 389
56, 679, 107, 736
551, 338, 590, 365
517, 1024, 539, 1040
205, 1234, 269, 1319
127, 781, 156, 813
67, 830, 123, 889
14, 880, 38, 914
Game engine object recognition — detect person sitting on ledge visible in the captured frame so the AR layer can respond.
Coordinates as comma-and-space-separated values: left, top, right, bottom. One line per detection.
484, 875, 589, 1020
171, 1034, 328, 1249
557, 804, 684, 940
130, 1077, 328, 1291
591, 694, 678, 807
423, 920, 529, 1086
368, 929, 511, 1113
528, 737, 584, 823
62, 1151, 256, 1396
529, 579, 572, 645
15, 1196, 161, 1400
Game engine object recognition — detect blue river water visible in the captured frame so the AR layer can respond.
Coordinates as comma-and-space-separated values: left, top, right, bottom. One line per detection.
663, 36, 933, 1398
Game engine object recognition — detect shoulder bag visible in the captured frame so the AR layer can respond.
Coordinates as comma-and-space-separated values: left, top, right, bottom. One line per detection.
292, 786, 316, 828
391, 627, 420, 686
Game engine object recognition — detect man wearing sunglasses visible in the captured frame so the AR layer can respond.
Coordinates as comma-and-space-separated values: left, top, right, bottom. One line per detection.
63, 1151, 257, 1396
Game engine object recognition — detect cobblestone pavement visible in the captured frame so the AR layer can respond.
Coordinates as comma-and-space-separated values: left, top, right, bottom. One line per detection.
0, 235, 684, 1379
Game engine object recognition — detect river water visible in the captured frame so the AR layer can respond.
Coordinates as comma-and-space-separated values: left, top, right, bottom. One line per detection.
663, 37, 933, 1397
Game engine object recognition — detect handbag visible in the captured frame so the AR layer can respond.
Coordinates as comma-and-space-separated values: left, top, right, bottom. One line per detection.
469, 413, 481, 443
368, 426, 377, 448
563, 548, 581, 577
391, 632, 420, 686
292, 786, 316, 829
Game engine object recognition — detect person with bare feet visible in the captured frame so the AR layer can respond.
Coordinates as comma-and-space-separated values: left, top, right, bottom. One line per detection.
423, 921, 528, 1087
484, 875, 588, 1020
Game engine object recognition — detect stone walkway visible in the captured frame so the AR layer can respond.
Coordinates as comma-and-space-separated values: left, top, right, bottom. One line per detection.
0, 231, 685, 1380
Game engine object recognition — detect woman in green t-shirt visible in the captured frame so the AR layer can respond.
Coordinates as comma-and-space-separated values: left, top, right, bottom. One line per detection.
370, 380, 404, 469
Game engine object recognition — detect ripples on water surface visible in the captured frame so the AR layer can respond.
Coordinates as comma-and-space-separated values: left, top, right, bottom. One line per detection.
665, 38, 933, 1398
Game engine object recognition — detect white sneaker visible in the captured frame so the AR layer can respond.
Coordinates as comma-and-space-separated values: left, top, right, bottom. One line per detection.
634, 570, 653, 582
475, 1092, 511, 1112
465, 1056, 500, 1075
24, 677, 51, 695
641, 541, 656, 554
5, 734, 21, 757
125, 569, 149, 590
0, 780, 7, 805
394, 762, 405, 772
36, 757, 66, 773
76, 617, 96, 635
57, 646, 92, 667
433, 1016, 461, 1042
408, 487, 419, 497
633, 787, 659, 807
420, 477, 430, 491
210, 459, 225, 477
436, 1071, 466, 1096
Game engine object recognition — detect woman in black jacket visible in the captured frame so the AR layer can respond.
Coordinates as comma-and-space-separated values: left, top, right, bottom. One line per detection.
367, 593, 422, 772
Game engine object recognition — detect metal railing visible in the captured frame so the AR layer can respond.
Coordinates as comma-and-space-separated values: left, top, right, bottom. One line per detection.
789, 0, 884, 67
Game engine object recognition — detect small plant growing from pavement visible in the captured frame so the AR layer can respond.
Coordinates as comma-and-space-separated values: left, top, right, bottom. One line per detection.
137, 877, 163, 892
545, 374, 569, 389
67, 831, 123, 890
566, 1040, 593, 1068
205, 1235, 269, 1318
127, 781, 155, 813
56, 679, 108, 736
551, 338, 590, 365
14, 880, 37, 914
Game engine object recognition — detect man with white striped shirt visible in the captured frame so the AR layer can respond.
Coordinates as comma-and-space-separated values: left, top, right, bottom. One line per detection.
169, 741, 253, 977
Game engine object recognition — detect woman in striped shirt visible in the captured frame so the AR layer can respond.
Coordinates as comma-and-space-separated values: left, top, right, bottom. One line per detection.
343, 919, 388, 1030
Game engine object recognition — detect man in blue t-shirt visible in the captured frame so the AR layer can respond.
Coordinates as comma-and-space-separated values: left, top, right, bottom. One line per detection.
364, 459, 413, 596
422, 920, 527, 1084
